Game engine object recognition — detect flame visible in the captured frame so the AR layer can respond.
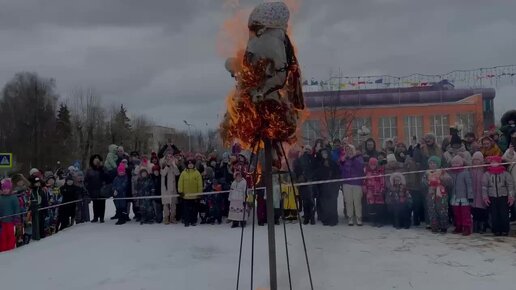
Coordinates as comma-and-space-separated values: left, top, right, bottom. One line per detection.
218, 0, 305, 153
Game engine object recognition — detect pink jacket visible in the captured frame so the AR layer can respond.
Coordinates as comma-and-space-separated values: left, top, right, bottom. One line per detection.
363, 166, 386, 204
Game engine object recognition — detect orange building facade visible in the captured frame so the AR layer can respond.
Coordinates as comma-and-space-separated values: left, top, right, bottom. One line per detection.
301, 87, 495, 147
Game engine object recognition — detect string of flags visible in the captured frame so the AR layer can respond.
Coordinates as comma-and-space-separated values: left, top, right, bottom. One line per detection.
302, 64, 516, 90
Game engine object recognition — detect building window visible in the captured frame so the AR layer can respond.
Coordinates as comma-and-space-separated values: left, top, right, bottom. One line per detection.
302, 120, 321, 143
328, 118, 347, 141
378, 117, 397, 147
404, 116, 423, 145
430, 115, 449, 143
456, 113, 476, 137
352, 117, 371, 146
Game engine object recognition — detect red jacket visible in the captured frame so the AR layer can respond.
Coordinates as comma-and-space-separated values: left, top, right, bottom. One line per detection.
363, 166, 386, 204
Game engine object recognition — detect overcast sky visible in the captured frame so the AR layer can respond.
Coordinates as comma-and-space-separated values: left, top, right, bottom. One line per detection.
1, 0, 515, 129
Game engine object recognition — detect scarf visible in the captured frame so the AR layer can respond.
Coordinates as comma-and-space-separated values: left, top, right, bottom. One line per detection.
487, 165, 505, 175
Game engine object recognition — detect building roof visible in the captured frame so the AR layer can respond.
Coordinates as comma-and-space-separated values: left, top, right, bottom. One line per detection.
304, 87, 495, 108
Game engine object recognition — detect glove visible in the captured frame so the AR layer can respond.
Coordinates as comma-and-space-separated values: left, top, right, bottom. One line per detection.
483, 197, 491, 206
508, 196, 515, 206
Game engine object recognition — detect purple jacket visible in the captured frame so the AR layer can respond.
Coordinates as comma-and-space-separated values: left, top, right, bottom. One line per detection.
340, 154, 365, 186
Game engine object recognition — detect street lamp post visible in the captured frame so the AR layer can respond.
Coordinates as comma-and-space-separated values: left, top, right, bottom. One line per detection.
183, 120, 192, 152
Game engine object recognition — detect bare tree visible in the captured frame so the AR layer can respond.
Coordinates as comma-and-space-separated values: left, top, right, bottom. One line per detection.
131, 115, 153, 154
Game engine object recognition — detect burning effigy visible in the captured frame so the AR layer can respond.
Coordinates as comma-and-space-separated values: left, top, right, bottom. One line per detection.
220, 2, 305, 158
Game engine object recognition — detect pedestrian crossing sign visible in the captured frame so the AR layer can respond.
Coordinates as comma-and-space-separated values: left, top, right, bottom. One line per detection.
0, 153, 12, 168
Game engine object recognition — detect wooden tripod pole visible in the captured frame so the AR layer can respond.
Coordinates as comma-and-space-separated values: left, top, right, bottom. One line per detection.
264, 139, 278, 290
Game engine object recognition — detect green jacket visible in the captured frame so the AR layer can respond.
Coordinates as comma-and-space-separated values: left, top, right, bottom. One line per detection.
0, 194, 21, 223
178, 169, 203, 199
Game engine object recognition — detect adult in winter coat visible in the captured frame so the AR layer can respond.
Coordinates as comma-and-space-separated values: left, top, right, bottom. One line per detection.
422, 156, 452, 233
151, 165, 163, 223
363, 158, 386, 227
228, 171, 248, 228
0, 179, 21, 252
314, 149, 341, 226
59, 176, 79, 230
413, 133, 443, 171
112, 163, 129, 225
386, 173, 412, 229
294, 145, 316, 225
482, 156, 515, 236
85, 154, 106, 223
178, 158, 203, 227
394, 142, 409, 163
405, 156, 424, 226
502, 134, 516, 189
448, 156, 474, 236
160, 153, 180, 224
470, 152, 487, 233
362, 138, 379, 163
29, 176, 48, 239
340, 144, 365, 226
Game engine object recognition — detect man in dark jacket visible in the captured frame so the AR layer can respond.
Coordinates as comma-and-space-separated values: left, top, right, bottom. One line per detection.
85, 154, 106, 223
294, 145, 316, 224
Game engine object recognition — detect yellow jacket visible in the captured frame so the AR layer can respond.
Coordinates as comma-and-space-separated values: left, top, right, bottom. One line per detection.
282, 183, 298, 210
178, 169, 203, 200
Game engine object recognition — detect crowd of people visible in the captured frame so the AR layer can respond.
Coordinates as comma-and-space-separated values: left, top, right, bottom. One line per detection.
1, 113, 516, 253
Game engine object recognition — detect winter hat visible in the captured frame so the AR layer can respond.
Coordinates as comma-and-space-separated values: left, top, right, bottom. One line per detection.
472, 152, 484, 163
117, 163, 126, 175
368, 157, 378, 167
450, 134, 462, 147
386, 154, 397, 163
389, 172, 406, 186
451, 155, 464, 167
139, 166, 149, 175
1, 178, 13, 191
428, 156, 442, 168
29, 168, 40, 177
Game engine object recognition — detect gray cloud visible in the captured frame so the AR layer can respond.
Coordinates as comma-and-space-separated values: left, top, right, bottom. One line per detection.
0, 0, 515, 129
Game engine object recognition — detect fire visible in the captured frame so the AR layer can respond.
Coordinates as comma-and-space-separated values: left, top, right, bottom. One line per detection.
218, 1, 305, 151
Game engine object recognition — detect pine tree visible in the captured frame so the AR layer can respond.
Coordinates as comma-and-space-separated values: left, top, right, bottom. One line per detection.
112, 104, 132, 148
56, 103, 72, 137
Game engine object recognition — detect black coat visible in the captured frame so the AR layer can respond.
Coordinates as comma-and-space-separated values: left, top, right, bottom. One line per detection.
294, 153, 315, 181
84, 167, 105, 198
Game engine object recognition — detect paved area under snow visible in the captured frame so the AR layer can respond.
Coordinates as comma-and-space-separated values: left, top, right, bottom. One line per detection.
1, 204, 516, 290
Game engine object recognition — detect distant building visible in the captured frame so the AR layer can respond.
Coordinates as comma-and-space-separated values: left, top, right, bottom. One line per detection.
301, 86, 495, 145
147, 125, 177, 152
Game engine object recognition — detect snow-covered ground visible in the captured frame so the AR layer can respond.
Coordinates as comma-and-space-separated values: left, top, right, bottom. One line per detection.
1, 202, 516, 290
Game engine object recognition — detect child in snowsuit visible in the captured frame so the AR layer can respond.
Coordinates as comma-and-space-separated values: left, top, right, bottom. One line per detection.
448, 155, 474, 236
59, 176, 79, 230
203, 179, 223, 225
151, 165, 163, 224
0, 179, 21, 252
112, 163, 129, 225
136, 166, 155, 224
11, 174, 31, 246
228, 171, 248, 228
363, 158, 386, 227
282, 177, 299, 223
422, 156, 452, 233
45, 176, 62, 235
386, 173, 412, 229
471, 152, 488, 233
482, 156, 515, 236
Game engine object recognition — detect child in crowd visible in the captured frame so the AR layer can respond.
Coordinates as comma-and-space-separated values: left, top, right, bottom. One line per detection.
470, 152, 487, 233
228, 171, 248, 228
74, 172, 90, 224
204, 179, 223, 225
386, 173, 412, 229
281, 175, 298, 223
449, 156, 473, 236
0, 179, 21, 252
136, 166, 155, 225
45, 176, 62, 235
112, 163, 129, 225
59, 176, 79, 230
12, 174, 31, 246
363, 158, 386, 227
422, 156, 452, 233
178, 158, 203, 227
482, 156, 515, 236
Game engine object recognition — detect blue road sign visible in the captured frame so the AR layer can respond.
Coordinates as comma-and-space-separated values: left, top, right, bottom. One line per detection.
0, 153, 13, 168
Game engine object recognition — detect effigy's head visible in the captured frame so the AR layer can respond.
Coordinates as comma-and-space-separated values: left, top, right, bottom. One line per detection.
248, 2, 290, 32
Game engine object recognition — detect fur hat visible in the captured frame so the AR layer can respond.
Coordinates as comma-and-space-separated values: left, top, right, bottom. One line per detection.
1, 178, 13, 191
451, 155, 464, 167
389, 172, 406, 186
472, 151, 484, 162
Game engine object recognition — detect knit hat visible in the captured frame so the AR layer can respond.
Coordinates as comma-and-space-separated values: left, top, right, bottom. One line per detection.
428, 156, 442, 168
451, 155, 464, 167
368, 157, 378, 167
29, 168, 40, 176
472, 151, 484, 162
1, 178, 13, 191
386, 154, 397, 163
117, 163, 126, 175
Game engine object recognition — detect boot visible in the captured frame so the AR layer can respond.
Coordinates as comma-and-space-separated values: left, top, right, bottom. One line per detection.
231, 221, 239, 228
462, 226, 471, 236
472, 221, 479, 234
115, 219, 126, 225
480, 222, 486, 234
110, 214, 119, 220
100, 218, 105, 223
91, 218, 99, 223
303, 218, 310, 225
164, 217, 170, 225
452, 226, 462, 234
